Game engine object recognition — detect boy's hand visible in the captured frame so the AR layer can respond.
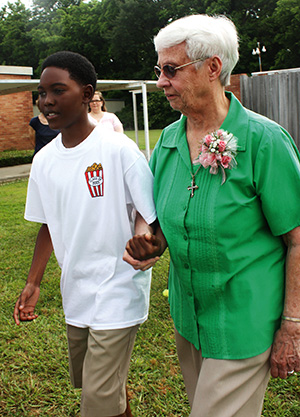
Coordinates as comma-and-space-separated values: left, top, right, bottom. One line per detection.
123, 233, 162, 271
13, 283, 40, 325
126, 233, 162, 260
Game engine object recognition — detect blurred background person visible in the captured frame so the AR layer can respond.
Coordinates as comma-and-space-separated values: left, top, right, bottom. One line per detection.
30, 99, 60, 156
89, 91, 124, 133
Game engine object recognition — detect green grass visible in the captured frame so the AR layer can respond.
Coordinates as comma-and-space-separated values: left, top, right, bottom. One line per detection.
125, 129, 162, 150
1, 180, 300, 416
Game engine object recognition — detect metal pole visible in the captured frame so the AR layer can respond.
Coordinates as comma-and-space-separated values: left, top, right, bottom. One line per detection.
142, 83, 150, 161
131, 91, 139, 146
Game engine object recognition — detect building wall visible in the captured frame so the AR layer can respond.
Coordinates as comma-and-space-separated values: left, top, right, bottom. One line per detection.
226, 73, 245, 101
0, 67, 35, 152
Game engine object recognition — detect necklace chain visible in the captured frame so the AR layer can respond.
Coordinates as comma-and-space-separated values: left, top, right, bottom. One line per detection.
187, 164, 201, 197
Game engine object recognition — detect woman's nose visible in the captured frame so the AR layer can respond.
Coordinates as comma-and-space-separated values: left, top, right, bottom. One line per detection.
156, 72, 171, 88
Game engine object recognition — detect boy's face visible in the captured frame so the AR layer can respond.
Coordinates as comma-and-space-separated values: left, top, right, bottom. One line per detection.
38, 66, 90, 130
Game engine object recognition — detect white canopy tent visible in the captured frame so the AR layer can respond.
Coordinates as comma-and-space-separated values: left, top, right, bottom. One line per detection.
0, 78, 158, 160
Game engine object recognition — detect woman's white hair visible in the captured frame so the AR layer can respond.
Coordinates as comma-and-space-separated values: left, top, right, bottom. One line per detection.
154, 14, 239, 87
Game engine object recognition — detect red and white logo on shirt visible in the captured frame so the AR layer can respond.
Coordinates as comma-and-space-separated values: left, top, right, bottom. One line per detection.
85, 163, 104, 197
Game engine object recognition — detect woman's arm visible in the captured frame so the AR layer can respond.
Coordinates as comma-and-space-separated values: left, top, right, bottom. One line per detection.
270, 225, 300, 378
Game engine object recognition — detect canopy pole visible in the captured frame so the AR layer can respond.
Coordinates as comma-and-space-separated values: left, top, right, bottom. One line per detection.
142, 83, 150, 160
131, 91, 139, 146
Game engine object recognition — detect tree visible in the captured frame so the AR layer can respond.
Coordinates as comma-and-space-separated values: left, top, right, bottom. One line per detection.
104, 0, 161, 79
273, 0, 300, 68
32, 0, 81, 13
0, 1, 33, 66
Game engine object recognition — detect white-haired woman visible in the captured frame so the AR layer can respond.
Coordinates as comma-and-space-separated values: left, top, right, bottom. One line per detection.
124, 14, 300, 417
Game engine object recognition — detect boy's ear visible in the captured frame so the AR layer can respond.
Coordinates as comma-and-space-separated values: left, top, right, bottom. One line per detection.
83, 84, 94, 104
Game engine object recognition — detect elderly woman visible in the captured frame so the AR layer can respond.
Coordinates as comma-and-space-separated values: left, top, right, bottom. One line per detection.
124, 14, 300, 417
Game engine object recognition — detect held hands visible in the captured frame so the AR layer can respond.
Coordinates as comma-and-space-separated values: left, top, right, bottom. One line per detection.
270, 320, 300, 379
13, 283, 40, 325
123, 233, 162, 271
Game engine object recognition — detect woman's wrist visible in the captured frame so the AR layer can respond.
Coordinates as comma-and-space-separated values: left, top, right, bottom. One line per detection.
282, 315, 300, 323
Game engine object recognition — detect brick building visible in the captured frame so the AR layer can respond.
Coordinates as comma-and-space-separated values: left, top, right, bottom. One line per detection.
0, 66, 35, 152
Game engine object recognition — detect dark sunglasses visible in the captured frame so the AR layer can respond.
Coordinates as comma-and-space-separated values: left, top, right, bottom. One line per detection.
154, 58, 206, 79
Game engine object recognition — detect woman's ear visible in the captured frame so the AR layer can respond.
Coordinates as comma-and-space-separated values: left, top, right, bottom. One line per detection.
208, 55, 223, 81
83, 85, 94, 104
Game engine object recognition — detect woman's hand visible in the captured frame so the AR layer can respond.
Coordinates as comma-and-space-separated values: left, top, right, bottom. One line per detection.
270, 320, 300, 378
272, 226, 300, 378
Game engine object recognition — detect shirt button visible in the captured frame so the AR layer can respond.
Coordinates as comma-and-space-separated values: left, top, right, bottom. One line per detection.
184, 263, 189, 269
183, 235, 188, 241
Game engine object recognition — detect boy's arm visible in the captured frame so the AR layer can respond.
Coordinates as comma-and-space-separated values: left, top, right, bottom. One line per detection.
123, 212, 167, 271
13, 224, 53, 325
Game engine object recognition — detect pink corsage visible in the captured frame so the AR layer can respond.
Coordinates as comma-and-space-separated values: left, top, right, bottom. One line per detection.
193, 129, 238, 185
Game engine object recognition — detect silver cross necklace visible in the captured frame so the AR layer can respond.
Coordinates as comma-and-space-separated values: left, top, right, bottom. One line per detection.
187, 164, 201, 197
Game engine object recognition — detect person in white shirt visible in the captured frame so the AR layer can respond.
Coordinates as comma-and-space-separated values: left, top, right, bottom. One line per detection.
89, 90, 124, 133
13, 51, 157, 417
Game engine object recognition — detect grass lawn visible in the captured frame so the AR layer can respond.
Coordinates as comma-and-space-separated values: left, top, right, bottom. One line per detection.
125, 129, 162, 150
1, 180, 300, 416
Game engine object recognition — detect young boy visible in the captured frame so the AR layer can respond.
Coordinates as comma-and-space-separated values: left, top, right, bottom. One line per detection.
13, 51, 157, 417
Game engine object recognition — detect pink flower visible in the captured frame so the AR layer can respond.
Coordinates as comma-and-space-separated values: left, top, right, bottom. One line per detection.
204, 135, 213, 145
192, 130, 238, 184
218, 140, 227, 153
199, 152, 216, 168
221, 155, 232, 168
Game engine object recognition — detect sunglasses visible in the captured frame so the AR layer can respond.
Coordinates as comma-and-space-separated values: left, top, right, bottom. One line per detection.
90, 99, 102, 103
154, 58, 206, 79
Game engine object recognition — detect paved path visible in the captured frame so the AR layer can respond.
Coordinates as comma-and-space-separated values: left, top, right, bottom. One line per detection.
0, 164, 31, 183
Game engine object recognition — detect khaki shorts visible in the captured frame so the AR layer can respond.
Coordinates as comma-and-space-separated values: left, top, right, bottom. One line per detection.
175, 329, 271, 417
66, 324, 139, 417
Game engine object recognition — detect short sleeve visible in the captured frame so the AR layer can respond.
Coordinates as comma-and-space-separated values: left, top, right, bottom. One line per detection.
112, 114, 123, 131
254, 124, 300, 236
24, 169, 47, 224
124, 153, 156, 225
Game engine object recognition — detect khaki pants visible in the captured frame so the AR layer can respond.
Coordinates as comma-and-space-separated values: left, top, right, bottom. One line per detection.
67, 324, 139, 417
175, 329, 271, 417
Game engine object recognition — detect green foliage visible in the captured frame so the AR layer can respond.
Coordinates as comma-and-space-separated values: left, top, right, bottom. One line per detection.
147, 90, 180, 129
273, 0, 300, 68
115, 90, 179, 130
0, 1, 33, 66
0, 0, 300, 126
0, 150, 33, 167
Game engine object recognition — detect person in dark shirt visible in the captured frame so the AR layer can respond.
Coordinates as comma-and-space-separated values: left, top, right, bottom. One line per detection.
30, 99, 59, 155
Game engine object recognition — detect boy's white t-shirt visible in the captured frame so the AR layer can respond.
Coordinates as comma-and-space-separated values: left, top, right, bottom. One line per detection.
25, 124, 156, 330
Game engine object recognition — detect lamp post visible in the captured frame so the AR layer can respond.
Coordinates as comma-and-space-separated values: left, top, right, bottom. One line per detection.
252, 42, 266, 72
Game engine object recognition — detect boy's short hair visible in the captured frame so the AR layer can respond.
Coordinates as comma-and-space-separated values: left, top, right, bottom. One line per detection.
41, 51, 97, 93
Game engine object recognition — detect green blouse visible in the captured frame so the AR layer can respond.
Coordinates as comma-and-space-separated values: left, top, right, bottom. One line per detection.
150, 93, 300, 359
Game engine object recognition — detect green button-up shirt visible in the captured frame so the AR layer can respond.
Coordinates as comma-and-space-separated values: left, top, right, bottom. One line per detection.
150, 93, 300, 359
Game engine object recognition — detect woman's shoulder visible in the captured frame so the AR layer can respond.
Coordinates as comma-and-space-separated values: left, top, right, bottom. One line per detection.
29, 116, 40, 128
